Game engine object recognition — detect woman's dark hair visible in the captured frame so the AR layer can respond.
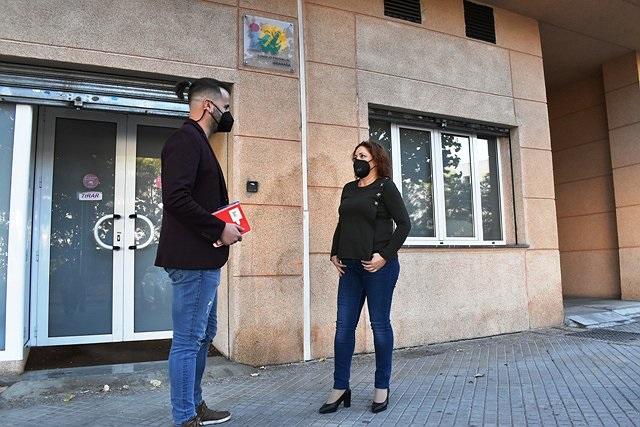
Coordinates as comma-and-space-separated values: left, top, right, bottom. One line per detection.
175, 78, 227, 102
352, 140, 392, 178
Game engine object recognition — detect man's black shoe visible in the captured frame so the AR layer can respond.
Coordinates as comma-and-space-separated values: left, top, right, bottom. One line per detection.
197, 401, 231, 425
179, 415, 201, 427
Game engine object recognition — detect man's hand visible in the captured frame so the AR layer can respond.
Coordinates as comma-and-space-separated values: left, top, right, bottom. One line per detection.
362, 253, 386, 273
219, 223, 244, 246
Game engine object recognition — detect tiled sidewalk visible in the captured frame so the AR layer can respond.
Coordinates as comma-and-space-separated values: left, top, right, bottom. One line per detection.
2, 324, 640, 426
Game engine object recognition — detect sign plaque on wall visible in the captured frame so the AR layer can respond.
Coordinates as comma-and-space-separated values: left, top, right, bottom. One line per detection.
243, 15, 295, 72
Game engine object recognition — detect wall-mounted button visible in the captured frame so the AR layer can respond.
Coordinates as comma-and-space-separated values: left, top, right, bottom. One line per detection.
246, 181, 259, 193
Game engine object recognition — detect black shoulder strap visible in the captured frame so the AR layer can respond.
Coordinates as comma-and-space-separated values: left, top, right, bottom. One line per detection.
374, 177, 390, 206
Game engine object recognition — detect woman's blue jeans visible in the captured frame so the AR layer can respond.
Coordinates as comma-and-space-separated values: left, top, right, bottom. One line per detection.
165, 268, 220, 426
333, 258, 400, 390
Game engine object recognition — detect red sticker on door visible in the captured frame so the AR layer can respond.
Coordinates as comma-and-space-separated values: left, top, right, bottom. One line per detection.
82, 174, 100, 189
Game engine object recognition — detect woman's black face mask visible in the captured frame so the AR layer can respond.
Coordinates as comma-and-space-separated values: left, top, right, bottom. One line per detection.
353, 158, 371, 178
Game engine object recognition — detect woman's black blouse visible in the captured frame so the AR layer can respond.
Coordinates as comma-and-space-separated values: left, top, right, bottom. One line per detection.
331, 177, 411, 261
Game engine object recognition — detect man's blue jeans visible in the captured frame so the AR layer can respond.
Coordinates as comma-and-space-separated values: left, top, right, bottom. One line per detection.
165, 268, 220, 426
333, 258, 400, 390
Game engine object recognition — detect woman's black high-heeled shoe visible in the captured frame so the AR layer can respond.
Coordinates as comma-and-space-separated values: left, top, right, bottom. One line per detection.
371, 388, 389, 413
318, 389, 351, 414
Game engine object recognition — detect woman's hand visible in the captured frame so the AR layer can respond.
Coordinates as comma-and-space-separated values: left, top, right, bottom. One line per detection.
331, 255, 346, 276
362, 253, 386, 273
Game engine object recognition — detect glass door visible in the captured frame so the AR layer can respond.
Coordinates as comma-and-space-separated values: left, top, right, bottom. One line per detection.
123, 116, 182, 340
35, 108, 127, 345
35, 109, 182, 345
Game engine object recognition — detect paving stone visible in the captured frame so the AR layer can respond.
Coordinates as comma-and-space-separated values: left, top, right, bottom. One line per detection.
2, 324, 640, 425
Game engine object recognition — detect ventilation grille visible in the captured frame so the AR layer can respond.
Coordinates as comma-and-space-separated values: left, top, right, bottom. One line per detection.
384, 0, 422, 24
464, 0, 496, 44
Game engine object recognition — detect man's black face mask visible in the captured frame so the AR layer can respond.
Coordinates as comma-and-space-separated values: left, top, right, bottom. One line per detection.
209, 103, 234, 133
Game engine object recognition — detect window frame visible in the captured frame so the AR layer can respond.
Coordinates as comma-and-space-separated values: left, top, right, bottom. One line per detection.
389, 123, 506, 246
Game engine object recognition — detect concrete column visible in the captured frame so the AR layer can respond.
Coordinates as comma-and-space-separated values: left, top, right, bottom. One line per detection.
603, 52, 640, 300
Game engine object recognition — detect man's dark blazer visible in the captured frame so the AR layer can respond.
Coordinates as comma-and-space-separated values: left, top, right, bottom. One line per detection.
155, 119, 230, 270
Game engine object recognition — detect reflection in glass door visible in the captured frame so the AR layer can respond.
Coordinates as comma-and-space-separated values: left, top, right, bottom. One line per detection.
35, 109, 181, 345
36, 109, 127, 345
124, 117, 181, 340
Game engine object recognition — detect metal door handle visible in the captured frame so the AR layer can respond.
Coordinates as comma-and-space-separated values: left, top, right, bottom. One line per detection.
128, 213, 156, 250
93, 214, 122, 250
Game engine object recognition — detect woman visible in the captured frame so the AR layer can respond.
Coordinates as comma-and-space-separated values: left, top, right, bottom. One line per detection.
319, 140, 411, 414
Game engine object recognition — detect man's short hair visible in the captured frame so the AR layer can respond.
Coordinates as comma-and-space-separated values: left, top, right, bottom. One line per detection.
175, 78, 228, 103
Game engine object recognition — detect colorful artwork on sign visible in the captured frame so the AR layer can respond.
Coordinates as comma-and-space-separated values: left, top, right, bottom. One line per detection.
244, 15, 295, 72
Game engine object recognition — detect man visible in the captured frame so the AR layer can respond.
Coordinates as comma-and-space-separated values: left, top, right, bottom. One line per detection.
155, 78, 243, 427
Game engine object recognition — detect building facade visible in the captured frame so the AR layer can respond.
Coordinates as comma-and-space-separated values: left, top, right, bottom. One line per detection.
0, 0, 638, 373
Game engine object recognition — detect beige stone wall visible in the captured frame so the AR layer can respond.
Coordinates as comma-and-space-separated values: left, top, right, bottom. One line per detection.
0, 0, 305, 365
0, 0, 238, 82
603, 52, 640, 300
1, 0, 565, 366
304, 0, 562, 359
547, 77, 620, 298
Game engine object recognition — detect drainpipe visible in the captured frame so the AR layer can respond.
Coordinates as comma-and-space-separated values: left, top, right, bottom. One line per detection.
297, 0, 312, 361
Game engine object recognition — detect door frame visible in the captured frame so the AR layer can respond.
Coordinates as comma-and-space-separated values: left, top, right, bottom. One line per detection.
32, 107, 128, 346
122, 114, 182, 341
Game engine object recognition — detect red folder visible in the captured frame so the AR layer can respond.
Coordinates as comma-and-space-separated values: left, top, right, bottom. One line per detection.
211, 201, 251, 247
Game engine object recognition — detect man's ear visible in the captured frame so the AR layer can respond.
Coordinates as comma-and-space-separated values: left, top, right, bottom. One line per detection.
209, 102, 219, 117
